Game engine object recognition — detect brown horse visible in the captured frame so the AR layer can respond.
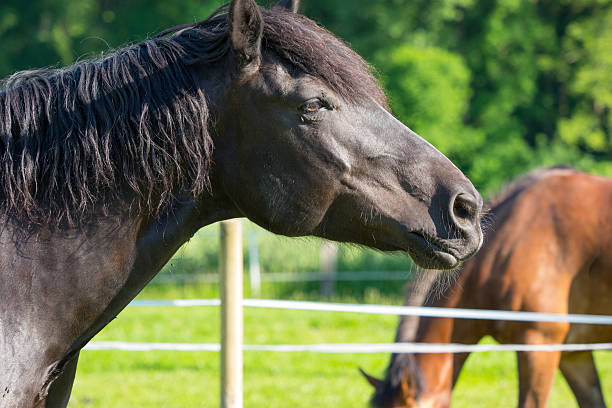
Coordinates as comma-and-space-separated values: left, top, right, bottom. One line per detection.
0, 1, 483, 407
362, 167, 612, 408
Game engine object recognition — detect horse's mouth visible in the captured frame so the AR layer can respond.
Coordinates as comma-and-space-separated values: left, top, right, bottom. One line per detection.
402, 232, 460, 270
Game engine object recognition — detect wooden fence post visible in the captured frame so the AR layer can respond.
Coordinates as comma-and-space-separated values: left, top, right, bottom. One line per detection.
220, 219, 243, 408
248, 230, 261, 298
320, 240, 338, 298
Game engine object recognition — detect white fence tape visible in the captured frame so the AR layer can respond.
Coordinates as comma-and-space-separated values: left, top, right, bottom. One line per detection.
132, 299, 220, 307
86, 342, 220, 352
85, 341, 612, 354
259, 271, 410, 282
117, 299, 612, 355
149, 271, 411, 285
128, 298, 612, 325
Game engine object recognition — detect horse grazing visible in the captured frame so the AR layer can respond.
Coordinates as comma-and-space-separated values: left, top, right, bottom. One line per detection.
0, 1, 483, 407
362, 167, 612, 408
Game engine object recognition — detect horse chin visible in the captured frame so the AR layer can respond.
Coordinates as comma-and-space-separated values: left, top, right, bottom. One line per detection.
408, 248, 460, 270
367, 232, 461, 270
403, 232, 461, 270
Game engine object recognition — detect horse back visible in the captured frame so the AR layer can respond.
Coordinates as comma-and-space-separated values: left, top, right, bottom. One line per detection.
451, 169, 612, 341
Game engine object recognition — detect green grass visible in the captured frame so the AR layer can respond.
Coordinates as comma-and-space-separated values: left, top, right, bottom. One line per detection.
69, 297, 612, 407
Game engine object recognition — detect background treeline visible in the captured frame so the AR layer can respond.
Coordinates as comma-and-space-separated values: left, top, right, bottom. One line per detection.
304, 0, 612, 194
1, 0, 610, 195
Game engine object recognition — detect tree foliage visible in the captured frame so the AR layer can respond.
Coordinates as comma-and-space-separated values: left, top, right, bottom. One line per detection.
1, 0, 610, 196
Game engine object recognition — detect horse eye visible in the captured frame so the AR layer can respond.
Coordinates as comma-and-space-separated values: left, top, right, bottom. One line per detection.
299, 100, 324, 114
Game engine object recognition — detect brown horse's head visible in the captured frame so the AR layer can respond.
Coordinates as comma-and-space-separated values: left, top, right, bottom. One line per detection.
191, 0, 483, 268
361, 366, 421, 408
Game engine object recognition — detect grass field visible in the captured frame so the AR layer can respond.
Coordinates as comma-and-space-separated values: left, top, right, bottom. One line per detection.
66, 223, 612, 407
67, 284, 612, 408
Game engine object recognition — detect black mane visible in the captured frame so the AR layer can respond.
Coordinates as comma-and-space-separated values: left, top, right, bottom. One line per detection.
0, 4, 385, 228
0, 23, 215, 228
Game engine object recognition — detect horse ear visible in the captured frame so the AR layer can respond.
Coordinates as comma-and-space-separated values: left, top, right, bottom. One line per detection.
274, 0, 300, 13
229, 0, 263, 67
358, 367, 382, 388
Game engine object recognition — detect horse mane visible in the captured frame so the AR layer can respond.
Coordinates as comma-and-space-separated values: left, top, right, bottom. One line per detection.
0, 4, 386, 229
484, 165, 577, 212
159, 6, 388, 106
0, 21, 216, 228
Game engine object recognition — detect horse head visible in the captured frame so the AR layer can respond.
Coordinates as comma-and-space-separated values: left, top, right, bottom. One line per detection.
189, 0, 483, 269
361, 366, 421, 408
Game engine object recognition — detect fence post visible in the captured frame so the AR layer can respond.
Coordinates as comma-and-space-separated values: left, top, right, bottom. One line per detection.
320, 240, 338, 298
220, 219, 243, 408
248, 230, 261, 297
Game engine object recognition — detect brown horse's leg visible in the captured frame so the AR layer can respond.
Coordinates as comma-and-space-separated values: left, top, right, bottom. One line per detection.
451, 321, 483, 388
516, 325, 569, 408
559, 351, 606, 408
44, 352, 79, 408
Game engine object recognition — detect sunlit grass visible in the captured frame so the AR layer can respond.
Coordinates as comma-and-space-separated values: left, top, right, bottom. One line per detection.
69, 302, 612, 407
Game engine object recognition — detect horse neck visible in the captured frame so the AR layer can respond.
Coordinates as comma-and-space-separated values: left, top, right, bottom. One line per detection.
132, 194, 238, 284
395, 269, 468, 344
383, 272, 466, 405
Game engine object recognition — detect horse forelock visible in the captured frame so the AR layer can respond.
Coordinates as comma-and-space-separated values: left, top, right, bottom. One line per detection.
259, 10, 388, 109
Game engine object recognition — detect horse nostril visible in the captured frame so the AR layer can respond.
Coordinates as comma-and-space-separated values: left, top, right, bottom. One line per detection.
451, 193, 479, 226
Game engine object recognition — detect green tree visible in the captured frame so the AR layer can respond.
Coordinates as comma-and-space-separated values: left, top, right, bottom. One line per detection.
0, 0, 224, 77
305, 0, 612, 194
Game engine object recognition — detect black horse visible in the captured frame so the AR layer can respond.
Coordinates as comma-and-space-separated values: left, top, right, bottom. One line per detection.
0, 1, 483, 406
